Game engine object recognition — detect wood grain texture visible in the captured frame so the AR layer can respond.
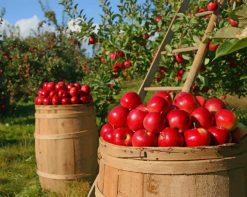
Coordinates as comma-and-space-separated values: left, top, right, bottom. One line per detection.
96, 137, 247, 197
35, 104, 98, 194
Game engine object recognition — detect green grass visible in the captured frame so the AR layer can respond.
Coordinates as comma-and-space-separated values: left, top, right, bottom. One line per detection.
0, 103, 90, 197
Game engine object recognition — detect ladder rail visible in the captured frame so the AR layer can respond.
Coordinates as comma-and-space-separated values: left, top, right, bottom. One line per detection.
138, 0, 191, 101
182, 0, 227, 92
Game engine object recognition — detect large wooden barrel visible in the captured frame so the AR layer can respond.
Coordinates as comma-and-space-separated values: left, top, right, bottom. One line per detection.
96, 137, 247, 197
35, 104, 98, 193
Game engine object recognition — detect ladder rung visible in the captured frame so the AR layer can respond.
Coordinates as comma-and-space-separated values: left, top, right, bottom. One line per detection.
144, 87, 183, 91
195, 11, 213, 17
161, 46, 198, 55
172, 46, 198, 54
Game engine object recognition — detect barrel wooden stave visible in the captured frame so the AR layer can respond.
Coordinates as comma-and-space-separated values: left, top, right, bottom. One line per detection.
35, 105, 98, 193
96, 138, 247, 197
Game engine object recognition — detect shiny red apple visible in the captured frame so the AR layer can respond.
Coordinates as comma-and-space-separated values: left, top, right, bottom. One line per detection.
108, 105, 129, 128
112, 127, 133, 146
158, 127, 184, 147
204, 98, 224, 113
132, 129, 156, 147
208, 127, 230, 145
173, 92, 198, 113
147, 96, 169, 114
191, 107, 213, 128
127, 109, 147, 131
143, 112, 166, 133
100, 124, 113, 138
215, 109, 237, 130
120, 92, 142, 110
166, 109, 191, 131
184, 128, 211, 147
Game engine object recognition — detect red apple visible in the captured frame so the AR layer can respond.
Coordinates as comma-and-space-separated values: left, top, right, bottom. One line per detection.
208, 127, 230, 145
116, 50, 124, 58
147, 96, 169, 114
136, 104, 148, 112
103, 130, 114, 144
108, 105, 129, 128
74, 82, 81, 89
191, 107, 213, 128
123, 60, 132, 69
80, 95, 87, 104
71, 96, 79, 104
184, 128, 211, 147
42, 82, 48, 90
100, 124, 113, 138
173, 92, 198, 113
55, 81, 66, 91
132, 129, 156, 147
46, 82, 55, 92
204, 98, 224, 113
127, 109, 147, 131
49, 90, 57, 98
208, 42, 219, 51
39, 89, 49, 97
69, 87, 78, 97
81, 85, 90, 94
155, 15, 162, 22
34, 96, 43, 105
159, 67, 165, 75
109, 52, 116, 60
196, 95, 206, 107
51, 96, 60, 105
112, 127, 133, 146
228, 18, 238, 27
158, 127, 184, 147
43, 97, 51, 105
120, 92, 142, 110
166, 109, 191, 131
61, 97, 71, 105
153, 91, 173, 106
175, 53, 184, 64
207, 2, 218, 11
58, 89, 68, 98
143, 112, 166, 133
67, 83, 74, 90
215, 109, 237, 130
88, 36, 96, 45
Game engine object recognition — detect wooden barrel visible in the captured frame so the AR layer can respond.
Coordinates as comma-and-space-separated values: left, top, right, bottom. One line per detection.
35, 104, 98, 194
96, 137, 247, 197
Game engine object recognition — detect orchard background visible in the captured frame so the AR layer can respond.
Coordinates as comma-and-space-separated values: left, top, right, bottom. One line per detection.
0, 0, 246, 196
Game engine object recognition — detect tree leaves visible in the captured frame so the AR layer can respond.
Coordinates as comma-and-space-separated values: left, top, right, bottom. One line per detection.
215, 38, 247, 59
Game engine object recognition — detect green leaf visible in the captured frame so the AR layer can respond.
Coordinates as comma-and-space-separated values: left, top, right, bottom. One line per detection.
240, 75, 247, 80
214, 38, 247, 59
229, 6, 247, 18
213, 26, 243, 39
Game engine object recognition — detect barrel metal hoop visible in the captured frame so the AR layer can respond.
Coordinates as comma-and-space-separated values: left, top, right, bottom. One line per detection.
34, 130, 89, 140
37, 170, 92, 180
35, 112, 94, 119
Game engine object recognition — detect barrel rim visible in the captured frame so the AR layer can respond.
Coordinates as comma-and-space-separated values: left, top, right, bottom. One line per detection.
35, 104, 94, 110
99, 136, 246, 151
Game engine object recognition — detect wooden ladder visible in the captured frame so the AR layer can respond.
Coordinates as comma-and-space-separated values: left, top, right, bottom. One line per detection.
138, 0, 226, 100
87, 0, 226, 196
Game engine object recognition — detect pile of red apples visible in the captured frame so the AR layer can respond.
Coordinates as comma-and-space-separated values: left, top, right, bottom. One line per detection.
34, 81, 92, 105
100, 91, 246, 147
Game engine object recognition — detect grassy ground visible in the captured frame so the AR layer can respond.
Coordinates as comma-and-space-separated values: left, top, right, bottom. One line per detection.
0, 103, 90, 197
0, 81, 246, 196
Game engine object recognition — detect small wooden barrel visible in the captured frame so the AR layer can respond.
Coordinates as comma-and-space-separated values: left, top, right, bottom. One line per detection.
96, 137, 247, 197
35, 104, 98, 193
